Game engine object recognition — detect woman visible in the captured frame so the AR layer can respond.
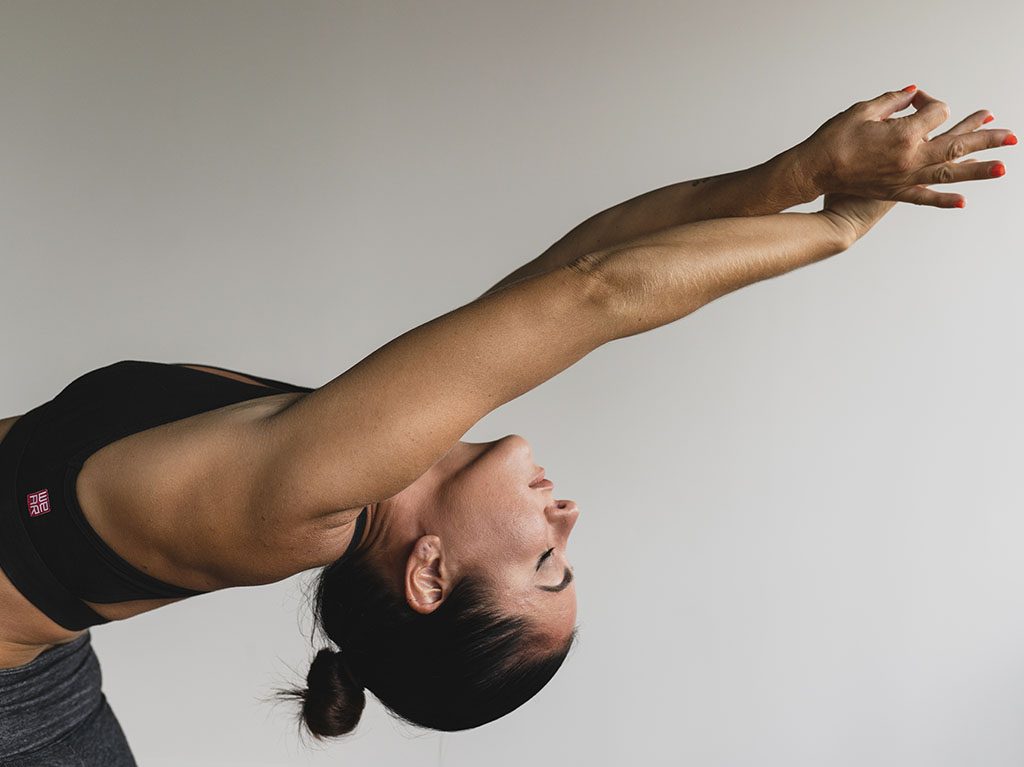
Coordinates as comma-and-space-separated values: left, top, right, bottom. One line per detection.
0, 85, 1013, 764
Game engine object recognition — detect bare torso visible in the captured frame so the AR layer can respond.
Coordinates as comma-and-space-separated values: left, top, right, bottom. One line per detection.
0, 364, 361, 668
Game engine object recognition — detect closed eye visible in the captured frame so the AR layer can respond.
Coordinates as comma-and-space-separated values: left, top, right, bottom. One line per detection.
535, 547, 572, 592
538, 566, 573, 593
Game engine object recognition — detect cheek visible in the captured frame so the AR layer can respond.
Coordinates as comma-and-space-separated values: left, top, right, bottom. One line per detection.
501, 487, 547, 543
480, 500, 545, 576
452, 464, 546, 561
477, 499, 537, 558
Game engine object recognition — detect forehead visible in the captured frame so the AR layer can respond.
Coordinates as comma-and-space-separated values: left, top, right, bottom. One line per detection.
498, 575, 577, 643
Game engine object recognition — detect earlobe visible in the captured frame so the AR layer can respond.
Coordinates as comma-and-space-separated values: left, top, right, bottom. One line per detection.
405, 534, 448, 615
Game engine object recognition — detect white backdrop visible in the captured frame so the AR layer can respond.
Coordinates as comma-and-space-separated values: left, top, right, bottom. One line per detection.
2, 2, 1022, 765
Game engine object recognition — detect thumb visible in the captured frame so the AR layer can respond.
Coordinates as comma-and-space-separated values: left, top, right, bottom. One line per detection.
866, 85, 918, 120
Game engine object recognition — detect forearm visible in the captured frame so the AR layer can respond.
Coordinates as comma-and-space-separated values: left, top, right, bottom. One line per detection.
555, 146, 819, 255
481, 146, 820, 297
584, 210, 848, 340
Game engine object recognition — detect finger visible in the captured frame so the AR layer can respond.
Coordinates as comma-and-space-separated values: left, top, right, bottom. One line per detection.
893, 88, 951, 138
904, 157, 1006, 186
863, 86, 919, 121
893, 184, 965, 208
920, 128, 1015, 165
936, 109, 994, 137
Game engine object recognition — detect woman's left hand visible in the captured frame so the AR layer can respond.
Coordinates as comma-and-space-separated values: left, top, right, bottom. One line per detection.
796, 86, 1015, 209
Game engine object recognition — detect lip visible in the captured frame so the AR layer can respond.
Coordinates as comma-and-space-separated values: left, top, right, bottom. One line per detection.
529, 467, 546, 488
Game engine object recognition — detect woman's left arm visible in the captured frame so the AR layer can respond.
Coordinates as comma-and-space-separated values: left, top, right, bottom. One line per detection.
478, 147, 813, 299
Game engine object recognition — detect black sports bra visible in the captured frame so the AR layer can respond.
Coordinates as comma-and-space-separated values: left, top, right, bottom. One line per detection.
0, 359, 368, 632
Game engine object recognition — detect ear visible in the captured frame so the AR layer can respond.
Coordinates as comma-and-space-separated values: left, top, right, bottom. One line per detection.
404, 534, 451, 615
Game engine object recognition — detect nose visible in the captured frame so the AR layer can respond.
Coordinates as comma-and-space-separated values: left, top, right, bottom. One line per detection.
547, 500, 580, 540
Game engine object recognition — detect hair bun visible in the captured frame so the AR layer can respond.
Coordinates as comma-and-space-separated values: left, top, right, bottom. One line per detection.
301, 648, 366, 738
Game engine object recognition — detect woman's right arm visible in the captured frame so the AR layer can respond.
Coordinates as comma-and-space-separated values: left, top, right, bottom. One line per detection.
246, 209, 848, 533
588, 209, 851, 339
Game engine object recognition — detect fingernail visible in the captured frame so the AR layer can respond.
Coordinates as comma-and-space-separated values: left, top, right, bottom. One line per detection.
902, 84, 917, 93
1003, 133, 1018, 146
983, 114, 995, 124
990, 163, 1006, 178
956, 199, 966, 208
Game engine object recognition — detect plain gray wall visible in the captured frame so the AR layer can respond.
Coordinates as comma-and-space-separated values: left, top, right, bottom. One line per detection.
2, 2, 1022, 765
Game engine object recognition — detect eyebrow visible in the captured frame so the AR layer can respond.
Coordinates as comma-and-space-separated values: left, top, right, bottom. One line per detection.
537, 566, 573, 593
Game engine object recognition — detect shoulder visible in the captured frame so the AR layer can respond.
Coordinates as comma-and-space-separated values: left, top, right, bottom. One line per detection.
80, 392, 320, 586
177, 405, 368, 583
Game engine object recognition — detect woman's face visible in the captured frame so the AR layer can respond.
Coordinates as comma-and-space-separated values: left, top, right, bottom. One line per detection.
386, 434, 580, 646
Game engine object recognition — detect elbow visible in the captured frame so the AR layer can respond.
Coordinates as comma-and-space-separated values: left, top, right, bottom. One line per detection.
559, 252, 629, 343
563, 251, 618, 308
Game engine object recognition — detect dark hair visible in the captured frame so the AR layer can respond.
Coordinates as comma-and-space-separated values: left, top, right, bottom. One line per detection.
279, 543, 578, 738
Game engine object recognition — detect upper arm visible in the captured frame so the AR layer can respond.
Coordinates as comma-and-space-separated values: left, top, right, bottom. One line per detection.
253, 262, 614, 521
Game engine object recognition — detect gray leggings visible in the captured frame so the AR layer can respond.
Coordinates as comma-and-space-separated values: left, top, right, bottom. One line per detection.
0, 631, 137, 766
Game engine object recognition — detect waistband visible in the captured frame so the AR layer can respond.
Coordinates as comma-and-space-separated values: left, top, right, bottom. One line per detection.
0, 631, 102, 760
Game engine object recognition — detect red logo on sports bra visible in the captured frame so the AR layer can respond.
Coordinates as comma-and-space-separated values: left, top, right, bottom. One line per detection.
27, 489, 51, 517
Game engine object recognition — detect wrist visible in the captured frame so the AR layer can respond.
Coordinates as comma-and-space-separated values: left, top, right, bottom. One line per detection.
773, 144, 829, 205
816, 210, 857, 251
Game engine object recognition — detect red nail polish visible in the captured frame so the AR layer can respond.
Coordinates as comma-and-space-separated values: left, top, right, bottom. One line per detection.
983, 114, 994, 124
991, 163, 1006, 177
956, 199, 966, 208
1003, 134, 1018, 146
902, 84, 917, 93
